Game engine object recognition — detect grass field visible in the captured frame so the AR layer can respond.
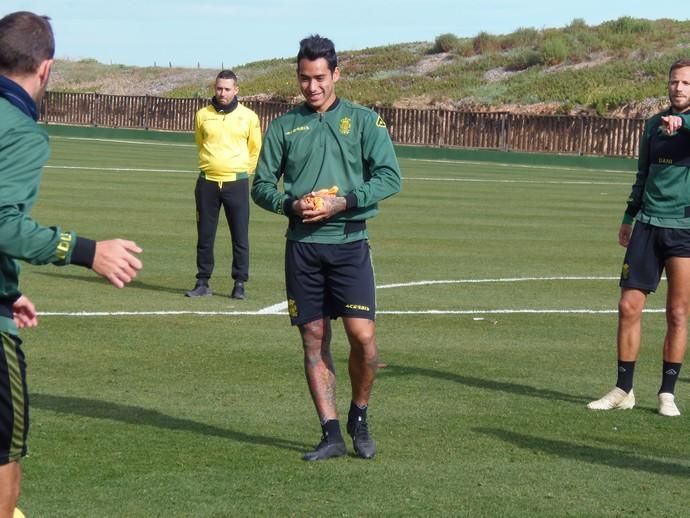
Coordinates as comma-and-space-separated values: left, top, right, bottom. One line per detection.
14, 130, 689, 517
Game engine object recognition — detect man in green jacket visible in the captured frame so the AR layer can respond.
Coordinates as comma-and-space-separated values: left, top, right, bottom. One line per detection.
0, 12, 143, 516
588, 58, 690, 416
252, 35, 401, 461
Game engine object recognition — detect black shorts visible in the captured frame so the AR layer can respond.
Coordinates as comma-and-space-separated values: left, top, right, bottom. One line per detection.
0, 332, 28, 465
285, 240, 376, 326
620, 221, 690, 292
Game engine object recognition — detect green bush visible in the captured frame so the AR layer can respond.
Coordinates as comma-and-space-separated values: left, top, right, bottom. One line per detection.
566, 18, 589, 32
506, 49, 544, 71
602, 16, 652, 34
433, 33, 461, 53
500, 27, 541, 50
473, 31, 501, 55
165, 85, 212, 98
454, 38, 476, 57
541, 35, 570, 65
559, 20, 602, 58
344, 44, 422, 75
597, 17, 654, 53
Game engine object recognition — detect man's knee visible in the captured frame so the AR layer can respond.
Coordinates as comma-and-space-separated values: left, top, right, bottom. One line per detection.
618, 293, 645, 319
666, 303, 690, 329
348, 329, 378, 361
300, 319, 331, 351
344, 318, 375, 343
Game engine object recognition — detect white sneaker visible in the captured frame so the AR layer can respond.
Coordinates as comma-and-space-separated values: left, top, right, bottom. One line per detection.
587, 387, 635, 410
658, 392, 681, 417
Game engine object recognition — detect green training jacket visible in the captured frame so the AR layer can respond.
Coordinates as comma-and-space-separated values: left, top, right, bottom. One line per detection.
0, 96, 95, 335
251, 98, 402, 244
623, 110, 690, 228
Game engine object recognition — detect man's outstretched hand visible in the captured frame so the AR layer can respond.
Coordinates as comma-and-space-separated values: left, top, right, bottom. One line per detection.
93, 239, 143, 288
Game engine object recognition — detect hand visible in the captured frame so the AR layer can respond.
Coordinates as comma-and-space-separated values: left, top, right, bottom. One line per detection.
300, 195, 347, 223
619, 223, 633, 248
290, 198, 314, 217
92, 239, 143, 288
661, 115, 682, 135
13, 295, 38, 329
304, 186, 338, 210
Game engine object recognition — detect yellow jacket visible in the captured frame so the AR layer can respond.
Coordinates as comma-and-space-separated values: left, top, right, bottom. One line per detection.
195, 102, 262, 182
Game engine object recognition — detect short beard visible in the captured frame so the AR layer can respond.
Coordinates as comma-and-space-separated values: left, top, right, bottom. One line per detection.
670, 96, 690, 113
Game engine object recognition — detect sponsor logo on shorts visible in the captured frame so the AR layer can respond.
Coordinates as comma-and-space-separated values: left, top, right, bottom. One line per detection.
345, 303, 370, 312
621, 263, 630, 280
288, 298, 298, 318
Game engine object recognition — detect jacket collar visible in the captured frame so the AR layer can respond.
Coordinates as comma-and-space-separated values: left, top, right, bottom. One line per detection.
0, 75, 38, 120
211, 95, 238, 114
304, 97, 340, 114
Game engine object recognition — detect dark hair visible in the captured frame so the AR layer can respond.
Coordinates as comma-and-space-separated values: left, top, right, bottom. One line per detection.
0, 11, 55, 75
670, 58, 690, 77
216, 69, 238, 82
297, 35, 337, 72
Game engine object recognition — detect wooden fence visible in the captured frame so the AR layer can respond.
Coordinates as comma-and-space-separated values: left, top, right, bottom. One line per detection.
40, 91, 646, 157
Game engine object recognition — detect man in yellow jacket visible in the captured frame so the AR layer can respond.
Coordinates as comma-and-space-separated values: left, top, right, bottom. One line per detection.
186, 70, 261, 299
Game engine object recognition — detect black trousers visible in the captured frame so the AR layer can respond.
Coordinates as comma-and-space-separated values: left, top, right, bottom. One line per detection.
194, 176, 249, 282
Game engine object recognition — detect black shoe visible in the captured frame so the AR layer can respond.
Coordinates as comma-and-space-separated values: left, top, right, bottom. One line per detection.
347, 416, 376, 459
185, 283, 212, 297
302, 434, 346, 461
231, 281, 245, 300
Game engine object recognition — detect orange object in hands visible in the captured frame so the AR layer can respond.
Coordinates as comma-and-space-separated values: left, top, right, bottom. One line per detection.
306, 186, 338, 209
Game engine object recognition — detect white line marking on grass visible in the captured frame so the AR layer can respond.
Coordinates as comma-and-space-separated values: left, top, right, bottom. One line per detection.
381, 309, 664, 315
405, 177, 630, 186
38, 308, 665, 317
406, 158, 633, 175
45, 165, 193, 173
377, 276, 619, 289
39, 276, 656, 317
257, 302, 288, 314
52, 136, 195, 147
40, 310, 273, 316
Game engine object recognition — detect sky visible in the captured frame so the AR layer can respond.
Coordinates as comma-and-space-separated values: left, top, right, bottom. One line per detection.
2, 1, 687, 69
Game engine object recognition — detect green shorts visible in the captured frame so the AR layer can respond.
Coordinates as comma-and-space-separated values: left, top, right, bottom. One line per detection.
285, 240, 376, 326
0, 332, 28, 464
620, 221, 690, 292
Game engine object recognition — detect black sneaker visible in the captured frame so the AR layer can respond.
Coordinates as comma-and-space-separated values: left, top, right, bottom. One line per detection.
347, 416, 376, 459
302, 434, 346, 461
231, 281, 245, 300
185, 283, 212, 297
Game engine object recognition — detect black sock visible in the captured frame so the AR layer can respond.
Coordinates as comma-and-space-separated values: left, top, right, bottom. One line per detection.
321, 419, 343, 441
659, 361, 682, 394
348, 401, 367, 422
615, 360, 636, 393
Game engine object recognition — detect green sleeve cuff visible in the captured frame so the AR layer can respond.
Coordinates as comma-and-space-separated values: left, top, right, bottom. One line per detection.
345, 192, 358, 210
70, 237, 96, 268
280, 196, 296, 217
622, 213, 634, 225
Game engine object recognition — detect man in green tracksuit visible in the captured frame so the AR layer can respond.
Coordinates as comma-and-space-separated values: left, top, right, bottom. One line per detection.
588, 58, 690, 416
0, 12, 143, 516
252, 35, 401, 461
